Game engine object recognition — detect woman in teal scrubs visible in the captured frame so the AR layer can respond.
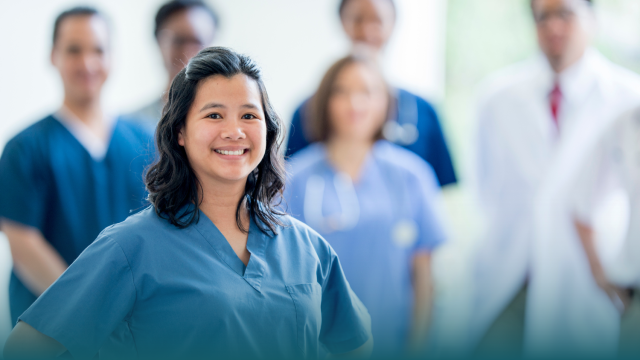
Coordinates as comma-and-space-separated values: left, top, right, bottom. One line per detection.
3, 47, 372, 360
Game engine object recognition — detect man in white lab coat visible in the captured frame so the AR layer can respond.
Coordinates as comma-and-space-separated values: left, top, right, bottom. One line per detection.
470, 0, 640, 357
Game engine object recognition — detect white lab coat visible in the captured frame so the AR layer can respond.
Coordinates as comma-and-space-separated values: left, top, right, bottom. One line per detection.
470, 48, 640, 357
529, 106, 640, 358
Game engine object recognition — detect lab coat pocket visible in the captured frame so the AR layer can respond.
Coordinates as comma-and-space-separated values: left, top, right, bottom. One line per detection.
286, 283, 323, 358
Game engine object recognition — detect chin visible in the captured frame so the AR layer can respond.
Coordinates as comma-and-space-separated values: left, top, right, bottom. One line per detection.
215, 171, 253, 183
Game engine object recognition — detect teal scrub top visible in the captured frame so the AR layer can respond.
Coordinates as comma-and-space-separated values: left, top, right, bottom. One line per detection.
19, 205, 371, 360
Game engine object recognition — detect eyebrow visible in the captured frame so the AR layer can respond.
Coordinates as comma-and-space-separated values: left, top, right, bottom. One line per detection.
199, 102, 260, 112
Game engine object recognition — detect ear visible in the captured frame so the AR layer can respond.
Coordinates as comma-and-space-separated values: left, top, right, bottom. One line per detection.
50, 47, 56, 67
178, 129, 185, 147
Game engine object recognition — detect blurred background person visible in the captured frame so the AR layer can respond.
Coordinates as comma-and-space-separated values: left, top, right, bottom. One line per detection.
285, 55, 447, 358
0, 6, 153, 328
528, 104, 640, 358
470, 0, 640, 357
129, 0, 218, 127
286, 0, 457, 188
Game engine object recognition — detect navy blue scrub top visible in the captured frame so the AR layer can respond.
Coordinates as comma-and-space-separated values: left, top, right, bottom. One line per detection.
19, 206, 371, 360
0, 115, 154, 325
286, 88, 458, 187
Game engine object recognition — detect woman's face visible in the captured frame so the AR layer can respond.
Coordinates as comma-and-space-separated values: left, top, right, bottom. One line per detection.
341, 0, 396, 54
328, 62, 388, 143
179, 74, 267, 186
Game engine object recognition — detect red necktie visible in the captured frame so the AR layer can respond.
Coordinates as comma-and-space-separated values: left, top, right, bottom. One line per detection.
550, 81, 562, 129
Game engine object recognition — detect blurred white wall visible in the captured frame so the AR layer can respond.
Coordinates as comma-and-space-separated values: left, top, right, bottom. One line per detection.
0, 0, 445, 349
0, 0, 445, 152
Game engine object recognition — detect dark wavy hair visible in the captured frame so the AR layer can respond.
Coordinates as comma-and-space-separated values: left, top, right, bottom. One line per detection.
145, 47, 286, 234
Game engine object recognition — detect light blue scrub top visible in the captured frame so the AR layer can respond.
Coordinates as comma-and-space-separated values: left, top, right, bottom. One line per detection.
19, 205, 371, 360
284, 141, 446, 356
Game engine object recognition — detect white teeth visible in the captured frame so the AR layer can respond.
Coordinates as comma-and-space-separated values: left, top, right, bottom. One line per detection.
215, 149, 245, 156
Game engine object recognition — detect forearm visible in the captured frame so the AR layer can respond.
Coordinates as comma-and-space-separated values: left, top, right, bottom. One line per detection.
408, 252, 434, 351
2, 220, 68, 295
4, 321, 67, 360
574, 219, 605, 283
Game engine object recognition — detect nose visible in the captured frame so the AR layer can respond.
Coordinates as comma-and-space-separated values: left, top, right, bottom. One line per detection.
220, 118, 246, 141
80, 52, 101, 74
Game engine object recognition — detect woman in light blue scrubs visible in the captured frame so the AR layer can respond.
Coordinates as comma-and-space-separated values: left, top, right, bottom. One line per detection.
3, 47, 372, 360
284, 55, 447, 358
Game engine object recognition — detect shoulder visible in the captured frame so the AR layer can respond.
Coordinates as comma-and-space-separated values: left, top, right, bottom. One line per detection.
597, 54, 640, 96
2, 115, 58, 157
293, 98, 311, 115
287, 143, 327, 179
373, 141, 437, 182
276, 215, 336, 258
96, 206, 168, 250
476, 57, 544, 105
396, 88, 435, 111
116, 115, 155, 141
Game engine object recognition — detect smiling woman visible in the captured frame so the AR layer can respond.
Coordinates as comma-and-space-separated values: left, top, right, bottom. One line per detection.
146, 47, 284, 236
3, 47, 373, 360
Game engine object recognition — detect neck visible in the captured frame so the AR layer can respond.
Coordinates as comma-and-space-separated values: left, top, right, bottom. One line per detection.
199, 178, 248, 230
549, 48, 586, 74
326, 137, 374, 181
62, 95, 103, 125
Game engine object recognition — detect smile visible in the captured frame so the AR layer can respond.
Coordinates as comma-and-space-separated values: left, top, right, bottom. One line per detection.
214, 149, 247, 156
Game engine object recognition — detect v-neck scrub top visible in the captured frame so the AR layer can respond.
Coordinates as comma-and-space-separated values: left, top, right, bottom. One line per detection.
18, 206, 371, 360
0, 114, 154, 325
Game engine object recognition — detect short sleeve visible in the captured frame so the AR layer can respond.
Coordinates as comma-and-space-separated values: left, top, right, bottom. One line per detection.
0, 138, 48, 230
19, 235, 137, 360
415, 98, 457, 187
413, 164, 448, 252
318, 248, 371, 354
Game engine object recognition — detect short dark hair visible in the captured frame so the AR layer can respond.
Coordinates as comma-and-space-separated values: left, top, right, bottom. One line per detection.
145, 47, 286, 235
531, 0, 592, 7
339, 0, 396, 17
52, 6, 104, 45
154, 0, 219, 39
304, 55, 391, 143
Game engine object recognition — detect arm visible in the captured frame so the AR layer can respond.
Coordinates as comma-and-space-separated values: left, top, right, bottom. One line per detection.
330, 337, 373, 359
3, 321, 67, 360
574, 219, 631, 312
407, 252, 434, 354
1, 219, 68, 296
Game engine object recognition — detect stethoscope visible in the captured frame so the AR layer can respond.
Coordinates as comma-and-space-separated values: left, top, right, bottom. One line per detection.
382, 89, 420, 146
303, 154, 420, 248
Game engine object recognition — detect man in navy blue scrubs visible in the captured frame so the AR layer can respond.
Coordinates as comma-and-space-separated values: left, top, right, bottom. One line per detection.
286, 0, 457, 187
0, 7, 153, 326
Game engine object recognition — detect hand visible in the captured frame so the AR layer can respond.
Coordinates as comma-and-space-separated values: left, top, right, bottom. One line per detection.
596, 277, 632, 315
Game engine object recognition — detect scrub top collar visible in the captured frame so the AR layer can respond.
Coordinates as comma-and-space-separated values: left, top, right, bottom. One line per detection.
53, 106, 117, 162
189, 204, 269, 293
316, 142, 380, 185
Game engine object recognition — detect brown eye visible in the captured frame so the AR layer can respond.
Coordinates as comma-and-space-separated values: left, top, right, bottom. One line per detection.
207, 113, 222, 119
241, 114, 257, 120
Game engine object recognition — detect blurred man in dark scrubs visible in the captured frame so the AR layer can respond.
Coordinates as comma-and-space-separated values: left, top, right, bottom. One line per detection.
0, 6, 152, 327
130, 0, 218, 127
286, 0, 457, 187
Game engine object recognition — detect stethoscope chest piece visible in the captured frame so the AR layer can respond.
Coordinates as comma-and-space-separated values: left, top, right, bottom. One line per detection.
392, 219, 419, 248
